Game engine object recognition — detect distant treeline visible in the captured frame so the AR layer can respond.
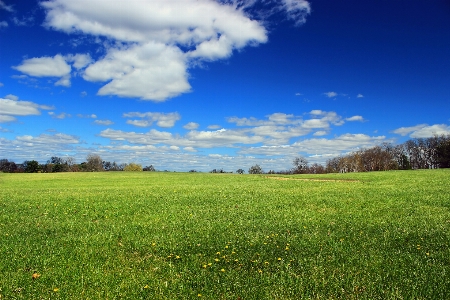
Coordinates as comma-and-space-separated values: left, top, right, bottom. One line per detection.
1, 135, 449, 174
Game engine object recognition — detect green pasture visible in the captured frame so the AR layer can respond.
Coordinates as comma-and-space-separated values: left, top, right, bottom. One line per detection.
0, 170, 449, 299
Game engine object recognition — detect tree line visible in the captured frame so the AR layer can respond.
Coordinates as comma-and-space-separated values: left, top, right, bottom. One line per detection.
0, 154, 155, 173
1, 135, 449, 174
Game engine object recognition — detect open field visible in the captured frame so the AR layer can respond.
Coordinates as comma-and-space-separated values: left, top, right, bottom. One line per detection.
1, 170, 449, 299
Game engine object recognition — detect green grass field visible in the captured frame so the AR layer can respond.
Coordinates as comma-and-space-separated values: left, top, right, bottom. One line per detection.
1, 170, 449, 299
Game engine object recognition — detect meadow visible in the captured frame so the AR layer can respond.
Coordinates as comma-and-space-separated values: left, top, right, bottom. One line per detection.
0, 170, 449, 299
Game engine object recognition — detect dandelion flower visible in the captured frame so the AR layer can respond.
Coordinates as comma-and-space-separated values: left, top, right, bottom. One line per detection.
278, 258, 282, 261
214, 258, 219, 262
144, 285, 149, 289
220, 269, 225, 272
53, 288, 59, 292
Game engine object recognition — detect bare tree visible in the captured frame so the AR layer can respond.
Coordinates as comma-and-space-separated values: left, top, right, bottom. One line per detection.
248, 164, 263, 174
292, 156, 308, 174
86, 154, 104, 172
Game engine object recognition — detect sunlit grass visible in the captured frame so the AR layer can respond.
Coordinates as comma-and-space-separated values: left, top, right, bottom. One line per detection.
0, 170, 449, 299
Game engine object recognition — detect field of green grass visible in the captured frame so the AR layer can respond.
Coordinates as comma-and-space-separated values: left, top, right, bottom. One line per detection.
1, 170, 449, 299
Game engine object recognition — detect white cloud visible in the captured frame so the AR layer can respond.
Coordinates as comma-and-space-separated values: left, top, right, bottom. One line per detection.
345, 115, 364, 122
55, 74, 71, 87
13, 54, 71, 77
94, 119, 114, 126
123, 112, 181, 128
126, 120, 151, 127
0, 0, 13, 12
5, 94, 18, 101
0, 96, 53, 123
184, 122, 200, 130
16, 133, 79, 145
49, 112, 71, 119
0, 82, 3, 87
357, 94, 364, 98
40, 0, 269, 101
0, 115, 16, 123
83, 42, 190, 101
392, 124, 428, 136
65, 53, 92, 69
208, 125, 221, 129
410, 124, 450, 138
77, 114, 97, 119
0, 21, 7, 27
39, 0, 309, 101
280, 0, 311, 26
323, 91, 337, 98
393, 124, 450, 138
80, 91, 87, 97
313, 130, 328, 136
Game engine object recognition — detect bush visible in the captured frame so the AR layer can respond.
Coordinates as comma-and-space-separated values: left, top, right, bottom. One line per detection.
123, 163, 143, 171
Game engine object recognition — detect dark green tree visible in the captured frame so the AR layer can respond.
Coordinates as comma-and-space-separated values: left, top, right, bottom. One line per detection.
24, 160, 41, 173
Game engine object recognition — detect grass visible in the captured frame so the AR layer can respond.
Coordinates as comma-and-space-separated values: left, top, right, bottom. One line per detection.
0, 170, 449, 299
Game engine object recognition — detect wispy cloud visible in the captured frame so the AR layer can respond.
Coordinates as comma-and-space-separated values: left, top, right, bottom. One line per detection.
323, 91, 337, 98
0, 0, 13, 12
94, 119, 114, 126
345, 115, 364, 122
357, 94, 364, 98
123, 112, 181, 128
49, 112, 71, 119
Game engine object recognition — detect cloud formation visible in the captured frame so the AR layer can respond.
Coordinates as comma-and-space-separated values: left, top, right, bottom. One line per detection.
124, 112, 181, 128
0, 96, 53, 123
25, 0, 311, 101
393, 124, 450, 138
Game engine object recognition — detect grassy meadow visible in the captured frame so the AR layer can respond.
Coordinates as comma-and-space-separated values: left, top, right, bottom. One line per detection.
0, 170, 449, 299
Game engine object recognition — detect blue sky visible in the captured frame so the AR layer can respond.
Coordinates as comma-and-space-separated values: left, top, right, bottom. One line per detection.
1, 0, 449, 172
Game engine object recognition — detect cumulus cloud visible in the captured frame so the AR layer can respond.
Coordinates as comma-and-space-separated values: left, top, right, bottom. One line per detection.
98, 110, 363, 154
393, 123, 450, 138
65, 53, 92, 69
13, 53, 94, 87
184, 122, 200, 130
83, 42, 190, 101
123, 112, 181, 128
13, 54, 71, 77
37, 0, 310, 101
0, 96, 53, 123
